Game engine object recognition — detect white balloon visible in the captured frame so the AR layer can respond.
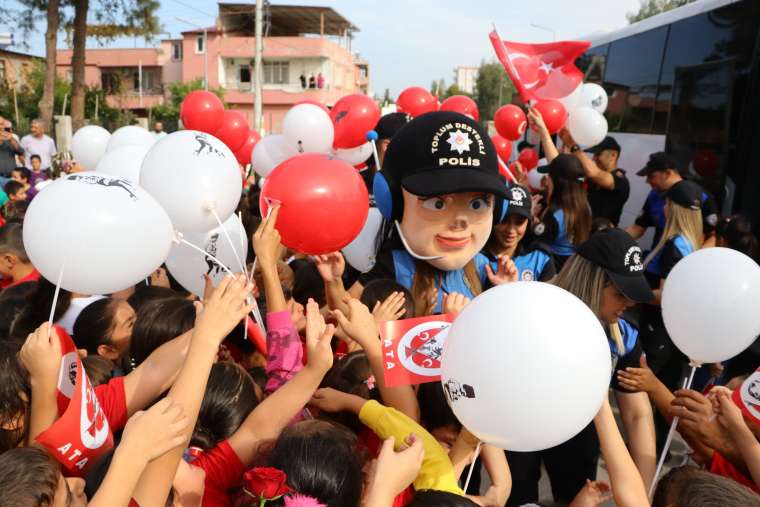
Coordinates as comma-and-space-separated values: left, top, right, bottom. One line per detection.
441, 282, 611, 452
107, 125, 156, 152
95, 145, 149, 184
557, 83, 584, 113
140, 130, 242, 233
23, 172, 174, 295
71, 125, 111, 171
579, 83, 609, 114
662, 247, 760, 364
334, 142, 373, 166
166, 214, 248, 298
282, 104, 334, 154
251, 134, 298, 178
567, 107, 608, 148
342, 208, 383, 273
527, 168, 544, 190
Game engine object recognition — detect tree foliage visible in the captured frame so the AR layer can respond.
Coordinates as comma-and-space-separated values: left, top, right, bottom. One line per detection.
474, 62, 515, 122
626, 0, 696, 23
150, 79, 225, 132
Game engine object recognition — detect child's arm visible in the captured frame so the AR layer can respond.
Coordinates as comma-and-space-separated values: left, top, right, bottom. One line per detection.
527, 106, 559, 162
88, 398, 188, 507
132, 275, 253, 507
717, 391, 760, 487
253, 205, 287, 313
594, 396, 649, 507
477, 444, 511, 507
615, 390, 656, 490
315, 251, 352, 314
228, 299, 335, 467
19, 323, 61, 444
333, 297, 420, 422
617, 355, 674, 424
311, 388, 463, 495
364, 436, 424, 507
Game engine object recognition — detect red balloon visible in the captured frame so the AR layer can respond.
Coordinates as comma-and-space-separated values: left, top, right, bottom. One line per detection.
215, 110, 250, 152
234, 130, 261, 165
491, 134, 512, 164
396, 87, 438, 118
294, 99, 330, 116
518, 148, 539, 170
533, 100, 568, 134
440, 95, 480, 121
693, 149, 718, 179
180, 91, 224, 133
260, 153, 369, 254
494, 105, 527, 141
331, 94, 381, 149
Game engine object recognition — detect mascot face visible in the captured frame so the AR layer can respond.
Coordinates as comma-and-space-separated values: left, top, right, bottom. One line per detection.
399, 189, 494, 271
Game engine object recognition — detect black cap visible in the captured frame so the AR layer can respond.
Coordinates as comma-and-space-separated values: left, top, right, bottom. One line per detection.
636, 151, 677, 177
375, 112, 411, 140
577, 228, 654, 303
382, 111, 507, 198
504, 184, 532, 221
537, 153, 585, 181
587, 136, 621, 154
667, 180, 702, 210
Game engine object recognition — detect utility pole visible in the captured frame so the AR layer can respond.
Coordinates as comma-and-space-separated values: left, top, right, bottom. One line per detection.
203, 28, 208, 90
254, 0, 264, 131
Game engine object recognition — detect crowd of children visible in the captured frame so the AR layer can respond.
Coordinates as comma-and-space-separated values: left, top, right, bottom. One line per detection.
0, 107, 758, 507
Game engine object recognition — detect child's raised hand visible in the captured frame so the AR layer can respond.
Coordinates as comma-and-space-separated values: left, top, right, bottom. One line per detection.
313, 251, 346, 284
194, 274, 254, 345
442, 292, 470, 316
333, 297, 379, 349
568, 479, 613, 507
485, 255, 519, 285
371, 435, 424, 496
120, 397, 190, 462
252, 205, 282, 267
716, 390, 749, 436
304, 298, 334, 374
372, 291, 407, 325
19, 323, 61, 386
617, 355, 658, 393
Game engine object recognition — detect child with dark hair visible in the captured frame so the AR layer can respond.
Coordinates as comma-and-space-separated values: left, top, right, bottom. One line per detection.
3, 198, 29, 222
652, 465, 760, 507
73, 297, 135, 368
0, 222, 40, 289
128, 297, 196, 368
3, 179, 27, 204
717, 214, 759, 262
126, 285, 182, 314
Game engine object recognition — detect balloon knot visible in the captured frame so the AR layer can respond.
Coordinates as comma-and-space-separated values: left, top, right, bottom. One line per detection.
202, 201, 216, 212
689, 360, 703, 368
173, 231, 184, 244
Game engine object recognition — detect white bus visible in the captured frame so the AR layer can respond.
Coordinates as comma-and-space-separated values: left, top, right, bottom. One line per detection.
576, 0, 760, 246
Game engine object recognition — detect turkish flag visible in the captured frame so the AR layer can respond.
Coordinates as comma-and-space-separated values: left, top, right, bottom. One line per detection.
489, 30, 590, 103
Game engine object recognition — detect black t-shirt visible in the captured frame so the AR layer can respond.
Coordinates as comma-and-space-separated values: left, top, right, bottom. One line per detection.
610, 337, 643, 392
587, 168, 630, 226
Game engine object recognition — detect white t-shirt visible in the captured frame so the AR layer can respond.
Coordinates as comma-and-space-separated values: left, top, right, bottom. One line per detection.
21, 134, 57, 170
56, 295, 106, 334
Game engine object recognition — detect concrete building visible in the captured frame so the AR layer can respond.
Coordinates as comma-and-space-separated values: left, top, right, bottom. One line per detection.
56, 3, 369, 133
454, 66, 478, 95
0, 48, 42, 89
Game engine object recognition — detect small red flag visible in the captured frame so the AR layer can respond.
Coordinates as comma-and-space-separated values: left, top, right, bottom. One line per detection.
380, 314, 454, 387
489, 29, 590, 103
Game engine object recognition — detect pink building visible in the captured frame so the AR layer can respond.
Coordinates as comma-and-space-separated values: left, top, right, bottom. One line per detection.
56, 3, 370, 133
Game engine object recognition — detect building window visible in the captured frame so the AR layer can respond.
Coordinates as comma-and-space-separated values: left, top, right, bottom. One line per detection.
172, 42, 183, 60
102, 71, 119, 94
239, 66, 251, 84
196, 34, 205, 54
263, 61, 289, 84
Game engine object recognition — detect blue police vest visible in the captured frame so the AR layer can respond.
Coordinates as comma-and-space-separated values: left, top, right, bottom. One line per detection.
645, 234, 694, 278
549, 208, 576, 257
391, 249, 489, 314
488, 249, 551, 282
609, 318, 638, 369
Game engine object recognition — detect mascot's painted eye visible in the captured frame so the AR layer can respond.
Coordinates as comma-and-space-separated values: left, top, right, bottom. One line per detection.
469, 196, 491, 211
421, 197, 447, 211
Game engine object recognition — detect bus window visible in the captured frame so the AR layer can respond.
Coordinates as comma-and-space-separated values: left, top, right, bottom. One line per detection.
576, 44, 608, 84
603, 26, 668, 135
653, 1, 760, 134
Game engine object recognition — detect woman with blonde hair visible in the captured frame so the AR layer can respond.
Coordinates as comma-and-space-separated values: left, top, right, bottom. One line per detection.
506, 228, 656, 505
639, 179, 704, 451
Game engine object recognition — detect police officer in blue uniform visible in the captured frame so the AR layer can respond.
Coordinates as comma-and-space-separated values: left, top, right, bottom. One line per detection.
484, 184, 556, 282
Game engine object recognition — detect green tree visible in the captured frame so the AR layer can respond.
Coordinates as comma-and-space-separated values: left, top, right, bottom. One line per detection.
382, 88, 391, 107
626, 0, 696, 23
474, 62, 515, 122
150, 79, 225, 132
443, 83, 470, 100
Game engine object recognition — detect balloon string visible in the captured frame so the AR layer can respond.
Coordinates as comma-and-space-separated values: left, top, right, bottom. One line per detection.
648, 364, 698, 500
210, 208, 248, 279
498, 158, 516, 182
463, 441, 483, 493
369, 139, 382, 171
46, 263, 65, 339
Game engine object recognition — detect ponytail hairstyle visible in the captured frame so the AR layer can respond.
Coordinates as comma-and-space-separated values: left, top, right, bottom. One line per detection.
554, 254, 624, 354
717, 214, 759, 262
551, 177, 592, 246
411, 260, 482, 317
644, 199, 703, 267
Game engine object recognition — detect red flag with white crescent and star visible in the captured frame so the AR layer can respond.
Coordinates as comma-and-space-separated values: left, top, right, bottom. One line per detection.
489, 29, 590, 103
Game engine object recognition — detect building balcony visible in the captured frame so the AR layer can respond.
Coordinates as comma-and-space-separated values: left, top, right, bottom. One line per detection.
105, 91, 165, 110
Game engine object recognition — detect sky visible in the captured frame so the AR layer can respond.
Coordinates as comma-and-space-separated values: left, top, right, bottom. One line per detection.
1, 0, 642, 96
